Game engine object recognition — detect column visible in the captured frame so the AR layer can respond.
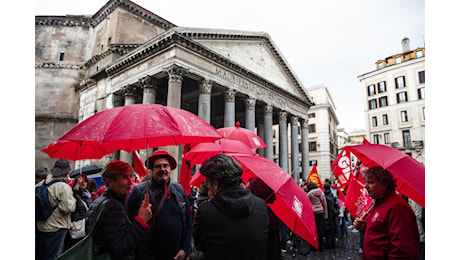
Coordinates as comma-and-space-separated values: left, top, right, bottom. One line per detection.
290, 116, 300, 183
224, 89, 236, 127
140, 75, 158, 105
301, 118, 310, 181
198, 79, 212, 123
245, 97, 256, 132
279, 111, 288, 172
257, 122, 265, 157
164, 64, 188, 182
120, 85, 136, 165
263, 105, 273, 161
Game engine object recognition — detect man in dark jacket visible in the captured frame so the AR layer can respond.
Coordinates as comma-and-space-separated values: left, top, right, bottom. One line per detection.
353, 166, 420, 259
85, 160, 152, 260
125, 150, 192, 260
193, 154, 269, 260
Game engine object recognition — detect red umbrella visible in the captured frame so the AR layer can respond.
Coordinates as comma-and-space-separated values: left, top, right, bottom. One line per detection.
186, 154, 319, 249
217, 121, 267, 149
343, 144, 425, 207
42, 104, 223, 157
42, 140, 115, 161
179, 139, 257, 194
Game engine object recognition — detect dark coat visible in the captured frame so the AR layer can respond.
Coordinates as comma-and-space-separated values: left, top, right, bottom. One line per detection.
85, 189, 149, 260
71, 189, 92, 221
125, 180, 192, 260
193, 186, 269, 260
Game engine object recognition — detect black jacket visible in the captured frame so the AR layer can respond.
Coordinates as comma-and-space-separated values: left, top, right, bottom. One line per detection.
193, 186, 269, 260
125, 180, 192, 260
85, 189, 149, 260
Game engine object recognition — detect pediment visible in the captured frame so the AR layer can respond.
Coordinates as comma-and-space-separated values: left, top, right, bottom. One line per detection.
175, 28, 308, 100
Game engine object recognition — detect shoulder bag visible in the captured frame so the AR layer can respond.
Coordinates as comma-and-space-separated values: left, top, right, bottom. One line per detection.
58, 199, 110, 260
69, 194, 88, 239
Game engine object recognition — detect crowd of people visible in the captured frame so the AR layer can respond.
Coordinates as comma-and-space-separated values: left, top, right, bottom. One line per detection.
35, 152, 424, 260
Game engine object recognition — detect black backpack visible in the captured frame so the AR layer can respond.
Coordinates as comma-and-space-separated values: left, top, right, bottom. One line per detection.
35, 179, 64, 221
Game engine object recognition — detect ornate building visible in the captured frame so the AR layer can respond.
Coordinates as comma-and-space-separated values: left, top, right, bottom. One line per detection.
35, 0, 314, 181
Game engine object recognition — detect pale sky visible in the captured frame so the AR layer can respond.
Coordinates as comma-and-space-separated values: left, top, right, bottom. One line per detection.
34, 0, 425, 132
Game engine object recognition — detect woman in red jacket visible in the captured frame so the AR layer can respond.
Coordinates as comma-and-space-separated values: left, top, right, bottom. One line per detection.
353, 166, 420, 259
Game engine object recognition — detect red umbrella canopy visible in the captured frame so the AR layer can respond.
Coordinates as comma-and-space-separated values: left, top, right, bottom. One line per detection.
179, 139, 257, 194
48, 104, 223, 153
343, 144, 425, 207
42, 140, 115, 161
217, 121, 267, 149
231, 155, 318, 249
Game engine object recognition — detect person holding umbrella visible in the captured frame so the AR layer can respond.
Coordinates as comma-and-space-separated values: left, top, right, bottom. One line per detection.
353, 166, 420, 259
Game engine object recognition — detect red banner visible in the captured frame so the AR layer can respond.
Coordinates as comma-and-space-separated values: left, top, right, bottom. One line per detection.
344, 168, 373, 219
306, 165, 324, 191
331, 149, 351, 189
133, 151, 147, 182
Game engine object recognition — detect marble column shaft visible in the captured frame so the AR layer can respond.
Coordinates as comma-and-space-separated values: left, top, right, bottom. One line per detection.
245, 98, 256, 132
224, 89, 236, 127
264, 105, 273, 161
198, 79, 212, 123
290, 116, 300, 183
120, 85, 136, 165
301, 118, 309, 180
279, 111, 288, 172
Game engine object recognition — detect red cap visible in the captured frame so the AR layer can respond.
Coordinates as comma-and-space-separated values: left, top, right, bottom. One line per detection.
145, 150, 177, 170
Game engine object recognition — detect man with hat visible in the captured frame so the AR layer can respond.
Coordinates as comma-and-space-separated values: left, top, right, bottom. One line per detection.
36, 159, 76, 260
126, 150, 192, 260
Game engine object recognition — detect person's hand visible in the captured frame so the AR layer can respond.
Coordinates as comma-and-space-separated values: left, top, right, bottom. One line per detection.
73, 175, 82, 190
138, 194, 152, 222
174, 249, 186, 260
353, 217, 366, 232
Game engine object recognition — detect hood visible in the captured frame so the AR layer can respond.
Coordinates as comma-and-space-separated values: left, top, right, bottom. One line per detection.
308, 187, 323, 198
211, 186, 256, 218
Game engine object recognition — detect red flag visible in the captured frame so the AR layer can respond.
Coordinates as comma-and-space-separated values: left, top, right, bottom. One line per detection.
306, 165, 324, 191
331, 149, 351, 189
362, 137, 371, 144
344, 168, 373, 219
133, 151, 147, 181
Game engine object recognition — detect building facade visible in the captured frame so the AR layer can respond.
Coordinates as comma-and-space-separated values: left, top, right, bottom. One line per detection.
303, 85, 340, 180
357, 38, 425, 164
35, 0, 314, 180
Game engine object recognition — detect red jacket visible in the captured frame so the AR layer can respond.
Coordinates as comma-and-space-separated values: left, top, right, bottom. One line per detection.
363, 191, 420, 259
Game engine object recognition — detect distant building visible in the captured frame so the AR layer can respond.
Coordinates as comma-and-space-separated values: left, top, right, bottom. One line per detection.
303, 85, 340, 180
357, 38, 425, 164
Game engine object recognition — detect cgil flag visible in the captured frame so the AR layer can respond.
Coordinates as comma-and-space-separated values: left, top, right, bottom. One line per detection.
331, 149, 352, 189
306, 164, 324, 191
344, 166, 373, 219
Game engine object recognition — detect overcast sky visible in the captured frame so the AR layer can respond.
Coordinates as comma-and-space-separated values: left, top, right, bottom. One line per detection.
35, 0, 425, 132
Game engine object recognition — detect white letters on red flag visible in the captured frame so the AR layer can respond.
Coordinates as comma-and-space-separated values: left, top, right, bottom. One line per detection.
331, 149, 351, 189
344, 168, 373, 219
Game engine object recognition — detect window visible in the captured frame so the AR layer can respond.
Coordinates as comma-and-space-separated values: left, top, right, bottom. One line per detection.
310, 160, 317, 167
108, 37, 112, 45
422, 107, 425, 120
309, 141, 317, 152
308, 124, 316, 133
308, 113, 315, 118
401, 110, 409, 123
382, 114, 389, 125
368, 84, 376, 96
416, 50, 423, 58
100, 44, 104, 54
379, 96, 388, 107
372, 116, 378, 127
395, 76, 406, 88
395, 56, 402, 64
58, 52, 65, 62
378, 81, 386, 93
402, 130, 411, 147
418, 87, 425, 100
369, 99, 378, 110
384, 133, 391, 144
418, 71, 425, 84
373, 134, 379, 144
378, 63, 384, 69
397, 92, 408, 103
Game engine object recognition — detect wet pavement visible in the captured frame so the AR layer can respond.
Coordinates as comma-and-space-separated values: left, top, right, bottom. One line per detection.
281, 228, 362, 260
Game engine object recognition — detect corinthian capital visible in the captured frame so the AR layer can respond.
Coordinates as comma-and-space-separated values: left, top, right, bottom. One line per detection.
225, 89, 236, 102
164, 64, 188, 83
199, 79, 213, 94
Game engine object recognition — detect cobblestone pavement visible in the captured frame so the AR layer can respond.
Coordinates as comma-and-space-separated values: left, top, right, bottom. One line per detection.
281, 228, 362, 260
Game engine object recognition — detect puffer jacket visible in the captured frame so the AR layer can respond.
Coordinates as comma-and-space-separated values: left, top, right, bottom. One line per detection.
71, 189, 92, 221
85, 189, 150, 260
307, 187, 328, 219
193, 186, 269, 260
36, 175, 76, 232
